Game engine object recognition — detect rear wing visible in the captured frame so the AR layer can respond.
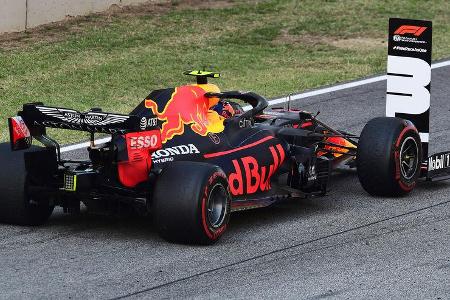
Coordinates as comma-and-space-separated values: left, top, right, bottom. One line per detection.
8, 103, 158, 151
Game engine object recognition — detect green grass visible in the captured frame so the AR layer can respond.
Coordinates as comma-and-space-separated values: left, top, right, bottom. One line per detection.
1, 0, 450, 143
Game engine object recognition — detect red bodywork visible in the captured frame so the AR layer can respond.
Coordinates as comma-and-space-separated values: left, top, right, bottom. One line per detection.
8, 116, 32, 151
118, 130, 162, 188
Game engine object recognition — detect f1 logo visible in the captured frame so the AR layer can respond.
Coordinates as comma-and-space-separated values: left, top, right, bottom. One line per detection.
394, 25, 427, 36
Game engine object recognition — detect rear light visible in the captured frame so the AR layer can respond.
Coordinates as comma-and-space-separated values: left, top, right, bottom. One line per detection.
8, 116, 32, 151
63, 173, 77, 192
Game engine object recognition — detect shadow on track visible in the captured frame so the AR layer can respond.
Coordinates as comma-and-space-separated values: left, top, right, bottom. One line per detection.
34, 170, 362, 243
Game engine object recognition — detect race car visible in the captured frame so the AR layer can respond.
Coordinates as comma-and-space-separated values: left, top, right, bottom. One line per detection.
2, 70, 449, 244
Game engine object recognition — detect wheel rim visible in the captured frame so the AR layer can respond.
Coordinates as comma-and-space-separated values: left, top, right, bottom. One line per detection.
207, 183, 228, 228
399, 136, 419, 180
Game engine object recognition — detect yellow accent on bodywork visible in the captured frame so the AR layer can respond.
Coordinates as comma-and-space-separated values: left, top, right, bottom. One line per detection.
73, 175, 77, 191
185, 70, 220, 78
195, 83, 224, 133
194, 83, 221, 107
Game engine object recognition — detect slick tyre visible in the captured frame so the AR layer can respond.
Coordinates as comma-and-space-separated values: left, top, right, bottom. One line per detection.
153, 162, 231, 245
357, 117, 422, 196
0, 143, 54, 225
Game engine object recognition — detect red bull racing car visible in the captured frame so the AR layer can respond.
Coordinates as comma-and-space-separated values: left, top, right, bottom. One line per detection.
2, 71, 449, 244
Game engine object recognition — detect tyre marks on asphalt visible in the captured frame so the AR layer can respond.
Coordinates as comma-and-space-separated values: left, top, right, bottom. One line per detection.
110, 199, 450, 299
0, 209, 135, 250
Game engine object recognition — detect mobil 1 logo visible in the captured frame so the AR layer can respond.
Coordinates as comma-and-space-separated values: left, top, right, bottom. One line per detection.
427, 151, 450, 180
386, 18, 432, 157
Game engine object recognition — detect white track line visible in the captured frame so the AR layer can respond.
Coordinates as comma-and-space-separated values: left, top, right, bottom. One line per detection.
61, 137, 112, 153
60, 59, 450, 153
248, 59, 450, 109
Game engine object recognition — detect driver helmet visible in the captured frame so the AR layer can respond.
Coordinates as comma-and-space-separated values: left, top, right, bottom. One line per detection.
213, 100, 235, 119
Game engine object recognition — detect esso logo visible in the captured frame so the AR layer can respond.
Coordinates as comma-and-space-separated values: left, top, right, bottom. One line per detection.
130, 135, 159, 150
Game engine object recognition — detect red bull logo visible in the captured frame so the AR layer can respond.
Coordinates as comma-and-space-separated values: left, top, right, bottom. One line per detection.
228, 144, 285, 196
145, 85, 223, 143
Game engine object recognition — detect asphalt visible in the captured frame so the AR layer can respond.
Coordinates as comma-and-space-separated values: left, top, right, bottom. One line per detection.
1, 66, 449, 299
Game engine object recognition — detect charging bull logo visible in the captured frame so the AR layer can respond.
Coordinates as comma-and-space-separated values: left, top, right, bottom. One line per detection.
145, 85, 223, 143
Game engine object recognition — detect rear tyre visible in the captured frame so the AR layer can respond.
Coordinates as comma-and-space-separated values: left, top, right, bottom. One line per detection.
152, 161, 231, 245
357, 117, 422, 196
0, 143, 54, 225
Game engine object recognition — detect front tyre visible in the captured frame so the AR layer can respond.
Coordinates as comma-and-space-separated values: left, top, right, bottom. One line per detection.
357, 117, 422, 196
152, 162, 231, 245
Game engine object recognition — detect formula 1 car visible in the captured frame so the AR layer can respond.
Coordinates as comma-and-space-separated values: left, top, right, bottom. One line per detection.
2, 71, 449, 244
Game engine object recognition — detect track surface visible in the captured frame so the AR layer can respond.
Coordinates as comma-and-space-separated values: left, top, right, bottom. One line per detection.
1, 67, 450, 299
